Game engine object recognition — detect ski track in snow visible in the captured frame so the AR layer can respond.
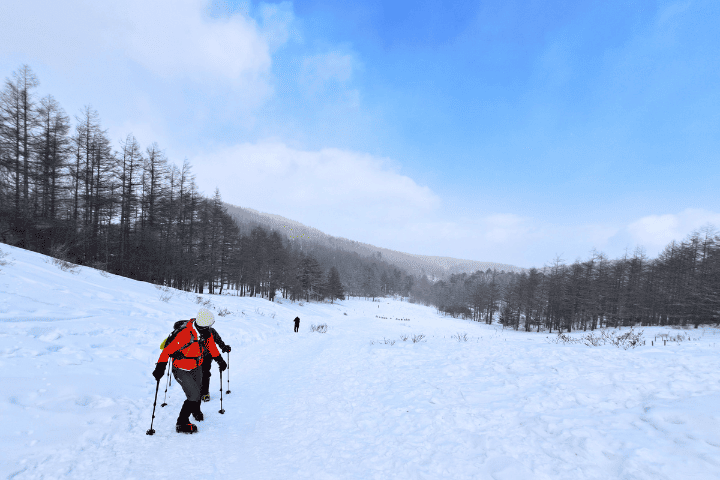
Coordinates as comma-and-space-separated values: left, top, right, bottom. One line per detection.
1, 243, 720, 479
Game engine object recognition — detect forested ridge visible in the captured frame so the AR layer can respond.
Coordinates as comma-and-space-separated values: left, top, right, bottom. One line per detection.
223, 202, 523, 279
0, 65, 415, 302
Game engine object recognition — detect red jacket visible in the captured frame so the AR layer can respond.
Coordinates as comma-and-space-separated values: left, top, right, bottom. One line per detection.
158, 320, 221, 370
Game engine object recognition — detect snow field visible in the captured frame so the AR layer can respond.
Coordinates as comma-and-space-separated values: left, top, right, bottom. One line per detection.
1, 243, 720, 479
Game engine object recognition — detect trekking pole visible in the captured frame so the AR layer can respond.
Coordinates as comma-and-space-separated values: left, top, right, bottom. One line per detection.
146, 377, 161, 435
225, 352, 231, 394
161, 359, 173, 407
219, 369, 225, 414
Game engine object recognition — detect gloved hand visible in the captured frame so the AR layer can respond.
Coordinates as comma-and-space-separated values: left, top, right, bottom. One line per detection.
222, 345, 231, 353
152, 362, 167, 381
215, 356, 227, 371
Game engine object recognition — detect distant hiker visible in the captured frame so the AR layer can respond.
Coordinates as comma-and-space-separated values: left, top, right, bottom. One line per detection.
200, 326, 231, 402
294, 316, 300, 333
152, 308, 227, 434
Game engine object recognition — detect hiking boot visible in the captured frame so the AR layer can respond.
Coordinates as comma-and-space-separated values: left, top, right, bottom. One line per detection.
176, 423, 198, 434
201, 394, 210, 402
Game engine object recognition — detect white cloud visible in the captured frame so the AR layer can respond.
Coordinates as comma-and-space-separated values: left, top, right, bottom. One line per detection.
0, 0, 297, 156
0, 0, 276, 85
627, 208, 720, 253
123, 2, 270, 82
482, 214, 530, 243
192, 141, 440, 234
415, 216, 620, 266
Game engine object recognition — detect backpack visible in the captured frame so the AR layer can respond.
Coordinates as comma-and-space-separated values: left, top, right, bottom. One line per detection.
160, 320, 191, 350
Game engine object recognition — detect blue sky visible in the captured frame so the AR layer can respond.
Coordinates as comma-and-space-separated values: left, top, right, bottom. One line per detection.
1, 0, 719, 268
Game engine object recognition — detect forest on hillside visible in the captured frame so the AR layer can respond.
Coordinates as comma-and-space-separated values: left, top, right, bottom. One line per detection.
0, 65, 415, 302
411, 232, 720, 331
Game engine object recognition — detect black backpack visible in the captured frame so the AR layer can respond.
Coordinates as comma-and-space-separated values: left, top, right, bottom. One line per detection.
160, 320, 192, 351
159, 319, 210, 360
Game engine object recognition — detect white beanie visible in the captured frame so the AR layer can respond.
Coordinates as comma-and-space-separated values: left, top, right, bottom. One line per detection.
196, 308, 215, 327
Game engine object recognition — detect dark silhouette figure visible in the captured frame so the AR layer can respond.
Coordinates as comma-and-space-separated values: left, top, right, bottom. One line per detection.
294, 316, 300, 332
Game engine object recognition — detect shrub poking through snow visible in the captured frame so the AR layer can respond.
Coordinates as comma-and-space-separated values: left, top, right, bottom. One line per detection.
90, 261, 107, 272
45, 245, 79, 273
452, 332, 469, 342
311, 323, 328, 333
606, 328, 644, 349
551, 328, 644, 350
50, 256, 79, 273
0, 248, 11, 271
371, 334, 423, 345
653, 332, 702, 342
155, 285, 173, 303
217, 308, 232, 317
194, 296, 212, 308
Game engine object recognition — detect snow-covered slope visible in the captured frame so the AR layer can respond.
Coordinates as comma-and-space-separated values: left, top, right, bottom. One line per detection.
1, 243, 720, 479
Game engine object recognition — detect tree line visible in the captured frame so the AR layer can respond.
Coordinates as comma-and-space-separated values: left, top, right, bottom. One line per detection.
0, 64, 417, 303
9, 63, 714, 325
412, 229, 720, 330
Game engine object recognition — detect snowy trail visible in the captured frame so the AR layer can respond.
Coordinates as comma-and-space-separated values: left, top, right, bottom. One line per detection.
2, 243, 720, 479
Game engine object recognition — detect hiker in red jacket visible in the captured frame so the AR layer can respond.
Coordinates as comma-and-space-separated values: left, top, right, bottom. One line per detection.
152, 308, 227, 434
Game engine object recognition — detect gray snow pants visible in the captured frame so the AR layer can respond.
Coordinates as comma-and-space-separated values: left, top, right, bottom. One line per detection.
173, 364, 203, 402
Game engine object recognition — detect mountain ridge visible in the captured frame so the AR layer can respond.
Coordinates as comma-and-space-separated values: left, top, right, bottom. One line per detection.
223, 202, 525, 279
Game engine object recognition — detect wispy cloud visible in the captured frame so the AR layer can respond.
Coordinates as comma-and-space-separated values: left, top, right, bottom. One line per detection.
628, 209, 720, 253
256, 2, 297, 52
298, 50, 360, 107
192, 141, 440, 234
